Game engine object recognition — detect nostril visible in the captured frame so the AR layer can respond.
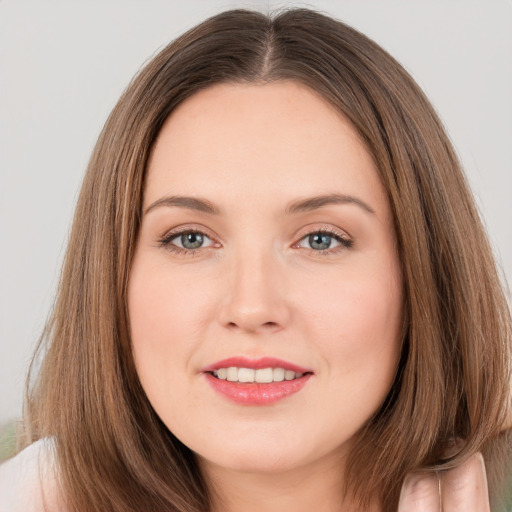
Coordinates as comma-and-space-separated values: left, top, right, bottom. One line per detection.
224, 320, 281, 332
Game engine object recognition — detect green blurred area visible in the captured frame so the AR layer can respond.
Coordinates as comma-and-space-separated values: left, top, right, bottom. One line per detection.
0, 420, 17, 462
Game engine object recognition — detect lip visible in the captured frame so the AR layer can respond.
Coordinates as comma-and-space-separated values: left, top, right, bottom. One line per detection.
201, 357, 313, 406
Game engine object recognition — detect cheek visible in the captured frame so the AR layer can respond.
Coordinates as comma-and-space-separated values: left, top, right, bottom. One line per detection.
129, 259, 212, 347
127, 259, 206, 392
300, 266, 402, 386
127, 258, 217, 429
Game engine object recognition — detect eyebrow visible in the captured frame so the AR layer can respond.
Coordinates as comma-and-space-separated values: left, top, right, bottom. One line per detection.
145, 196, 221, 216
285, 193, 375, 215
144, 192, 375, 216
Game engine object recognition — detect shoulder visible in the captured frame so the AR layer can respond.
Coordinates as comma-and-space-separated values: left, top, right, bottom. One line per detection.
0, 438, 63, 512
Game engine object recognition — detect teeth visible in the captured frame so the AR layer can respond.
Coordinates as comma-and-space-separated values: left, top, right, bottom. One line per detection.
273, 367, 285, 382
255, 368, 273, 383
284, 370, 296, 381
226, 367, 238, 381
238, 368, 255, 383
213, 367, 305, 383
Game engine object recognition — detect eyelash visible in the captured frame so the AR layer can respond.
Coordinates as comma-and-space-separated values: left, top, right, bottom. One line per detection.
294, 228, 353, 255
157, 228, 216, 256
157, 227, 353, 256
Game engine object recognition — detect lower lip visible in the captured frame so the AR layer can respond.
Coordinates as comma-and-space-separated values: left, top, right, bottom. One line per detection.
204, 373, 312, 405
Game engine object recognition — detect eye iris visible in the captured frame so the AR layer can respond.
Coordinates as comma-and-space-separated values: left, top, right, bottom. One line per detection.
181, 232, 204, 249
309, 233, 331, 250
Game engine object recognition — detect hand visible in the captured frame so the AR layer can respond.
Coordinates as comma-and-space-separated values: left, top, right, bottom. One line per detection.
398, 452, 490, 511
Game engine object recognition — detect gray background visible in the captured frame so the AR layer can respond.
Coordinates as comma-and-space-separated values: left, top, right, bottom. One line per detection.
1, 0, 511, 425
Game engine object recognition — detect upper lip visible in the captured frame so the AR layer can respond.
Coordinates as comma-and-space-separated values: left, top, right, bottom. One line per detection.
201, 356, 313, 374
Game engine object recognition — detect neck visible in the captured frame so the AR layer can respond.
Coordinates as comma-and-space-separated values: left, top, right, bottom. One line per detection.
201, 453, 380, 512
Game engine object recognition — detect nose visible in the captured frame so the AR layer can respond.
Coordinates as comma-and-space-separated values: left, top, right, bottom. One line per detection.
217, 247, 291, 334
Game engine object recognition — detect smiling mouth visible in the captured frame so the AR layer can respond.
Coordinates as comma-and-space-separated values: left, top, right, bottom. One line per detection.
210, 367, 309, 383
204, 371, 312, 405
202, 357, 313, 404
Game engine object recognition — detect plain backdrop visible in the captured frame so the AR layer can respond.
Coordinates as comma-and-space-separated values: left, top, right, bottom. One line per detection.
1, 0, 511, 425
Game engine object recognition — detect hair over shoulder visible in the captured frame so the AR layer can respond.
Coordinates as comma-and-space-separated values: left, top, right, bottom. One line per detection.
21, 8, 511, 512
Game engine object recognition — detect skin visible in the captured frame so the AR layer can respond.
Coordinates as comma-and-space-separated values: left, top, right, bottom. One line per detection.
128, 81, 491, 511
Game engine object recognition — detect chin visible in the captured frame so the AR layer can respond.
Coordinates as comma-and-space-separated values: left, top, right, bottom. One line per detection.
192, 429, 347, 477
200, 448, 302, 475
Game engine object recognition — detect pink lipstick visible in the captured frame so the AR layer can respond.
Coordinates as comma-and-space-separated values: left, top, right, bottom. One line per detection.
202, 357, 313, 405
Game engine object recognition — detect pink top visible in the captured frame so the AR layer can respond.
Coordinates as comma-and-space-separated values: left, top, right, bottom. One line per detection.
0, 438, 62, 512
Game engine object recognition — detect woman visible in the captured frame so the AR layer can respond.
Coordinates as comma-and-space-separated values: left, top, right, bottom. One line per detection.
1, 7, 510, 512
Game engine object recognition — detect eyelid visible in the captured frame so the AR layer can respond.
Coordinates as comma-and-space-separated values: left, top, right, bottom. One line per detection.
171, 231, 215, 249
156, 223, 353, 255
157, 224, 221, 253
291, 225, 353, 253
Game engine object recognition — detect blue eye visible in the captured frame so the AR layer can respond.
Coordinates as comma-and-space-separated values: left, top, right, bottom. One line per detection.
308, 233, 336, 250
297, 231, 352, 251
167, 231, 214, 250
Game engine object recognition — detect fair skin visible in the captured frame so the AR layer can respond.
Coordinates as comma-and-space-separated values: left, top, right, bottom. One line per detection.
128, 81, 490, 511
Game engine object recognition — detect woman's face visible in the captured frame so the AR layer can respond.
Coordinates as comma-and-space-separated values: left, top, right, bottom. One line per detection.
128, 81, 403, 477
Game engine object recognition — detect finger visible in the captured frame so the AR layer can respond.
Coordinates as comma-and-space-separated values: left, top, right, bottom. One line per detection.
441, 452, 490, 512
398, 472, 441, 511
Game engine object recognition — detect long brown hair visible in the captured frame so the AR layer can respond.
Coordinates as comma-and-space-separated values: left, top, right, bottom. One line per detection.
21, 8, 511, 511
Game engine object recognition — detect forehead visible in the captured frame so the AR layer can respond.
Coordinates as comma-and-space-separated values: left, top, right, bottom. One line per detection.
145, 81, 389, 217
